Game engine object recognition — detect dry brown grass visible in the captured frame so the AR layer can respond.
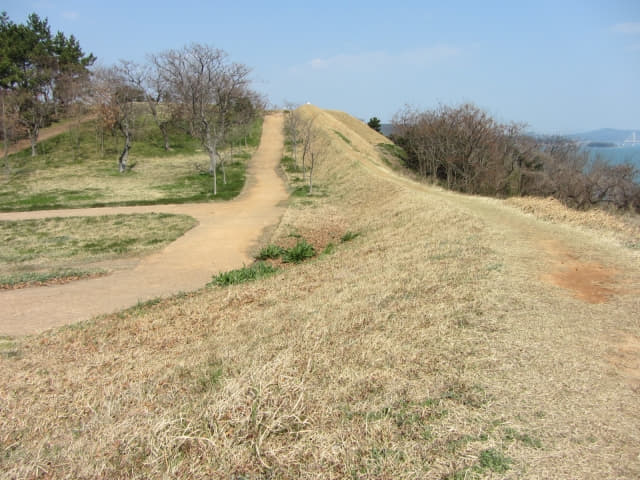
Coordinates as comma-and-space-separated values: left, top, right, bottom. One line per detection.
1, 105, 639, 479
507, 196, 640, 248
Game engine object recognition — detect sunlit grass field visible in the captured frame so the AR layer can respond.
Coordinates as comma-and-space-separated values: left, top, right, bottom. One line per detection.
0, 115, 262, 211
0, 213, 197, 288
1, 106, 639, 479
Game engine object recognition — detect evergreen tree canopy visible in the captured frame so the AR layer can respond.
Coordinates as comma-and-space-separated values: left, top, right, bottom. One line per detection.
368, 116, 382, 133
0, 11, 95, 154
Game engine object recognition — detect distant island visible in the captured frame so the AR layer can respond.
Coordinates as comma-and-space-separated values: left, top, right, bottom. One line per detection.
568, 128, 638, 145
586, 141, 616, 148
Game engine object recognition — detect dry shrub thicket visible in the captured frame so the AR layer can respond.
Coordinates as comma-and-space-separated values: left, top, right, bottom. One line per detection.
1, 105, 639, 479
393, 103, 640, 211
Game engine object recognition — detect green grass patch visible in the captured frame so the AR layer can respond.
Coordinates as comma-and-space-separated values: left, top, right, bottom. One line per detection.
333, 130, 352, 145
210, 261, 278, 287
1, 115, 262, 211
282, 239, 316, 263
377, 142, 408, 162
291, 186, 309, 197
478, 448, 511, 473
0, 269, 106, 289
503, 427, 543, 449
281, 155, 302, 173
256, 244, 286, 260
0, 213, 197, 285
0, 337, 21, 359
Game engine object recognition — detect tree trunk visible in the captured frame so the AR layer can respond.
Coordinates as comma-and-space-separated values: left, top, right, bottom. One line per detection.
30, 124, 39, 157
161, 123, 170, 151
2, 92, 9, 176
208, 149, 218, 195
221, 156, 227, 185
292, 139, 298, 167
204, 126, 218, 195
308, 152, 315, 194
118, 121, 131, 173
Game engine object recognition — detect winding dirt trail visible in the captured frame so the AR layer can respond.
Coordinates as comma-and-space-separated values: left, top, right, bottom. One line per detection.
0, 113, 287, 336
5, 114, 96, 156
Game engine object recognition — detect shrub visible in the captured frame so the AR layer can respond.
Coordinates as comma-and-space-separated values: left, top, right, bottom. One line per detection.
282, 239, 315, 263
256, 244, 285, 260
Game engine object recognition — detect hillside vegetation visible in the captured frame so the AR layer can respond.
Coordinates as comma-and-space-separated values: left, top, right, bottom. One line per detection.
0, 114, 262, 211
1, 106, 639, 479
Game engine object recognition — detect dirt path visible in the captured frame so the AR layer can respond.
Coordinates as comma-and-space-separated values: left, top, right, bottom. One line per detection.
4, 114, 96, 156
0, 113, 287, 336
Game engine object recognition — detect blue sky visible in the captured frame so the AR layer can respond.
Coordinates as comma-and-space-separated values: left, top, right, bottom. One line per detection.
3, 0, 639, 133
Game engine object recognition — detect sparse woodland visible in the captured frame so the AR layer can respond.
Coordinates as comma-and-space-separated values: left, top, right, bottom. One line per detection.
392, 103, 640, 212
1, 12, 263, 195
284, 107, 330, 194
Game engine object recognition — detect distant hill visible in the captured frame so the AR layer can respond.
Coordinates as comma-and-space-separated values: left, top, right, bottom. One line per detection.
567, 128, 639, 145
374, 124, 639, 145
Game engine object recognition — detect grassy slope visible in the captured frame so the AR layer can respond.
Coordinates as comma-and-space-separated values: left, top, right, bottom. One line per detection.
0, 213, 197, 287
0, 116, 262, 211
1, 106, 639, 479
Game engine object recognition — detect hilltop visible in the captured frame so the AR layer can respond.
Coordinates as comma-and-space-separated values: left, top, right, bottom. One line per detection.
1, 106, 639, 479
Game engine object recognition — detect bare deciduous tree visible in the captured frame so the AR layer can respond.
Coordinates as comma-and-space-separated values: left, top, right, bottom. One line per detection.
393, 103, 640, 212
296, 114, 329, 194
283, 102, 302, 167
154, 43, 253, 195
122, 59, 174, 151
91, 66, 138, 173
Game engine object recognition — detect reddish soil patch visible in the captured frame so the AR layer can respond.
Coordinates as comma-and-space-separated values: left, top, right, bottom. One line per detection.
546, 260, 618, 304
541, 239, 619, 304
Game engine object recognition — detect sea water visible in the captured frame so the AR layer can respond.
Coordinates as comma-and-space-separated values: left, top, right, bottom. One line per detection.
586, 145, 640, 170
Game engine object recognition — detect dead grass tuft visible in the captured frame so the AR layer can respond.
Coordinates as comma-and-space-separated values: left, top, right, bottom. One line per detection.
507, 195, 640, 247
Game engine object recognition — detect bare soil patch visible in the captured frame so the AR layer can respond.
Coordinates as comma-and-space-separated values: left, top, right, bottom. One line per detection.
546, 260, 618, 303
540, 240, 620, 303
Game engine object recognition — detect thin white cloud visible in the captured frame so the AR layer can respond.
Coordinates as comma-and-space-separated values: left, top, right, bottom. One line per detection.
61, 11, 79, 20
612, 22, 640, 34
300, 45, 462, 73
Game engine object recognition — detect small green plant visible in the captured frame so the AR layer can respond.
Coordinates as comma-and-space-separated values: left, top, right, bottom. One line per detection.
479, 448, 511, 473
341, 231, 361, 242
256, 244, 285, 260
210, 262, 278, 286
322, 242, 335, 255
504, 427, 543, 449
197, 359, 224, 392
0, 337, 21, 359
280, 155, 302, 173
282, 239, 315, 263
